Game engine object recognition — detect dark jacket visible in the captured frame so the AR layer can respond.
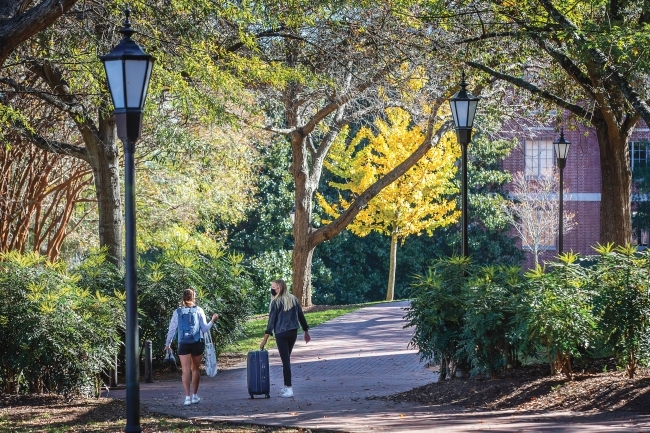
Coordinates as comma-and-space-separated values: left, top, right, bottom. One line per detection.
265, 295, 309, 336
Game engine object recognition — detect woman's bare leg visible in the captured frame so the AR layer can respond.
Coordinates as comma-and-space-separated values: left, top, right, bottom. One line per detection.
179, 354, 192, 396
191, 354, 202, 394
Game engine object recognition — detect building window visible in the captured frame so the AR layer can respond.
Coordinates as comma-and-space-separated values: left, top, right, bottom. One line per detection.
630, 141, 649, 172
525, 139, 555, 179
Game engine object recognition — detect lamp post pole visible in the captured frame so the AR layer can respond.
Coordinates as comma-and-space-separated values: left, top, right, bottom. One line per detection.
123, 139, 138, 432
449, 72, 480, 258
100, 9, 154, 433
554, 128, 571, 255
460, 140, 469, 258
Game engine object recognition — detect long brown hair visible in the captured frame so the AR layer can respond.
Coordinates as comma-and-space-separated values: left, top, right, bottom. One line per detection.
181, 288, 196, 307
271, 279, 296, 311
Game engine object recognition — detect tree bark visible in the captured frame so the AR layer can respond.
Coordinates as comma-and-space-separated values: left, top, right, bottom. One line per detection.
290, 128, 316, 307
85, 110, 123, 267
386, 231, 398, 301
595, 120, 633, 246
0, 0, 79, 67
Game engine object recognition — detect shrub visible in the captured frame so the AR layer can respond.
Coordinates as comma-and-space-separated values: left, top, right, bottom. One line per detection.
0, 251, 123, 397
460, 265, 524, 377
138, 246, 255, 361
592, 244, 650, 378
522, 252, 596, 379
405, 256, 469, 380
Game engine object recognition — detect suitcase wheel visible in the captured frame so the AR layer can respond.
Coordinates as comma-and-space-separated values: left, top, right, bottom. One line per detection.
265, 394, 270, 398
250, 394, 254, 399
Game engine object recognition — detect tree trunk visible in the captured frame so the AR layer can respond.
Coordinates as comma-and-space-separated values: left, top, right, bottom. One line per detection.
290, 129, 315, 307
85, 111, 123, 267
594, 121, 633, 246
292, 238, 314, 307
386, 231, 398, 301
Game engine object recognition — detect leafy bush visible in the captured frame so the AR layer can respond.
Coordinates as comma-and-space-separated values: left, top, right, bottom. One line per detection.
404, 256, 470, 380
0, 251, 123, 397
460, 265, 524, 377
138, 246, 255, 361
521, 253, 596, 379
592, 244, 650, 378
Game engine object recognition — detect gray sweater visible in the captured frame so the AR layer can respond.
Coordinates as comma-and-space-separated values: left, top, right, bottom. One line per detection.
265, 295, 309, 336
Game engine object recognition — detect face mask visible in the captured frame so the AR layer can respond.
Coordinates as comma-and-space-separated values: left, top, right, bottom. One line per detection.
270, 288, 277, 297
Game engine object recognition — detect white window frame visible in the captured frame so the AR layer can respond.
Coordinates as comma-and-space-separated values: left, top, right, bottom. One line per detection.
525, 139, 555, 179
630, 141, 649, 172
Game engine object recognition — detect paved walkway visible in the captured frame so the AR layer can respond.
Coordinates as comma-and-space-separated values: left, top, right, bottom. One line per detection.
106, 301, 650, 432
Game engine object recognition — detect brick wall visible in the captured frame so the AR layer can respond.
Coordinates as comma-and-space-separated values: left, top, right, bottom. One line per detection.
501, 123, 603, 269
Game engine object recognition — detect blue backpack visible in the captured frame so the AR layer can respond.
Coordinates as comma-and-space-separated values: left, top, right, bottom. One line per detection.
177, 306, 201, 344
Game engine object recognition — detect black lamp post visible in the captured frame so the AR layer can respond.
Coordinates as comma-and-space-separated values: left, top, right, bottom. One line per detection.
100, 9, 153, 433
554, 128, 571, 254
449, 72, 480, 258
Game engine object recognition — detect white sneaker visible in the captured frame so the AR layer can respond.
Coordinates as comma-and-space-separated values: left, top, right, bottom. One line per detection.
280, 387, 294, 398
184, 396, 191, 406
191, 395, 200, 404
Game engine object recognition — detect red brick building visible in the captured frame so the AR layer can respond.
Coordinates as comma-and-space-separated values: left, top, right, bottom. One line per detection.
501, 124, 650, 269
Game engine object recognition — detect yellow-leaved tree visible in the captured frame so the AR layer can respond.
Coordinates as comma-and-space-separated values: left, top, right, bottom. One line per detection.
318, 108, 460, 301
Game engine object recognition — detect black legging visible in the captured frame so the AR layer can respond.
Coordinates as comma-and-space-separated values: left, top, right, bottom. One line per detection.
275, 329, 298, 387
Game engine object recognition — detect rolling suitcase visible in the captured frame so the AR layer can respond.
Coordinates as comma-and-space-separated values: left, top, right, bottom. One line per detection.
247, 349, 270, 398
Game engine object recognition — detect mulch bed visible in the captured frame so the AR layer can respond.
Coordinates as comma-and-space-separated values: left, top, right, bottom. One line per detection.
380, 362, 650, 413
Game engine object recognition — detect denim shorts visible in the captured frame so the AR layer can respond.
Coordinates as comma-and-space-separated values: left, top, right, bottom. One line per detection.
178, 341, 205, 356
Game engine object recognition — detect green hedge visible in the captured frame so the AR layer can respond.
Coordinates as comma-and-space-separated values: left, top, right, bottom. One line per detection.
0, 251, 123, 397
406, 245, 650, 379
0, 244, 255, 397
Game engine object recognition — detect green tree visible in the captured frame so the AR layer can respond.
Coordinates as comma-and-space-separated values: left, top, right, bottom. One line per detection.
457, 0, 650, 245
318, 108, 460, 301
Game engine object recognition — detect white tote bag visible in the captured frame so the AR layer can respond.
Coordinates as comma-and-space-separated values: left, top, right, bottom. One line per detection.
203, 331, 218, 377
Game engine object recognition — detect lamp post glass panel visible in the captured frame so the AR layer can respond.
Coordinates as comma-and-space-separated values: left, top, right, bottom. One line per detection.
100, 8, 153, 433
449, 72, 480, 258
290, 207, 296, 225
554, 128, 570, 254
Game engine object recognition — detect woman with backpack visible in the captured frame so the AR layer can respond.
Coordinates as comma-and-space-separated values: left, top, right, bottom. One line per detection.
165, 288, 218, 406
260, 279, 311, 398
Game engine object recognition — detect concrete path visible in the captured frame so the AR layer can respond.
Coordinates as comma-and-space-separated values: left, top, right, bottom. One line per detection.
106, 301, 650, 432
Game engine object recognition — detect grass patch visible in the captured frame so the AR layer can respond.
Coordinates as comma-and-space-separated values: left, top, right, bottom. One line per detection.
222, 305, 365, 354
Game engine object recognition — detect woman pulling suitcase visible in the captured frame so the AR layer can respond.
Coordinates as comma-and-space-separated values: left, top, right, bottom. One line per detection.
260, 279, 311, 398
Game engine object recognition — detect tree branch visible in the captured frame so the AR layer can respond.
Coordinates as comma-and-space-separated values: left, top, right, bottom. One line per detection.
301, 62, 398, 135
0, 77, 83, 116
534, 38, 596, 98
537, 0, 650, 126
0, 0, 79, 66
12, 121, 89, 161
466, 61, 592, 120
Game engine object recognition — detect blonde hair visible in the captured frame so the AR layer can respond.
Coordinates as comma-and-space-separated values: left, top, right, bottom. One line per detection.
271, 279, 296, 311
181, 288, 196, 307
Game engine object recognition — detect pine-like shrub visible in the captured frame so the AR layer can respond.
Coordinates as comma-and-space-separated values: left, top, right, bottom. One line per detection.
592, 244, 650, 378
522, 252, 596, 379
0, 251, 123, 397
405, 256, 470, 380
460, 265, 524, 377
